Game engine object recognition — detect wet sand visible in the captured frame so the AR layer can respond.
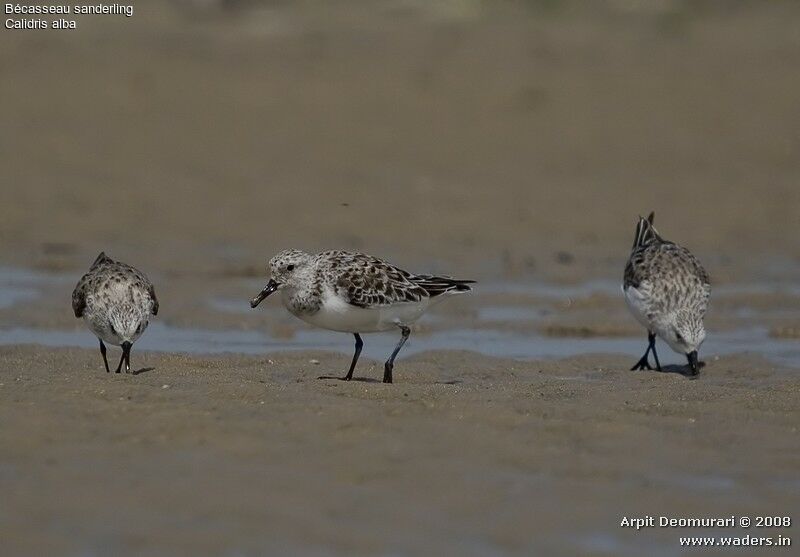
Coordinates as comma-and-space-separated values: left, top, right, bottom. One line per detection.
1, 1, 800, 555
1, 346, 798, 556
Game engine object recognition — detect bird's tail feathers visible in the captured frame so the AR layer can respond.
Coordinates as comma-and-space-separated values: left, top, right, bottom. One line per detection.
411, 275, 475, 297
632, 211, 661, 249
91, 251, 112, 267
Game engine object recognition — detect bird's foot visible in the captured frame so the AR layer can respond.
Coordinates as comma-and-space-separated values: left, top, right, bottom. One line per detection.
317, 375, 352, 381
630, 358, 652, 371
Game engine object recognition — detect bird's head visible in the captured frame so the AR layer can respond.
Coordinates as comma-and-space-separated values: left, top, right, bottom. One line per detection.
108, 304, 148, 344
664, 309, 706, 374
250, 249, 313, 308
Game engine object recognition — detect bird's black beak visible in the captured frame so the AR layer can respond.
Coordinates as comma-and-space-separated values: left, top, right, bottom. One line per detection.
687, 350, 699, 376
121, 341, 132, 374
250, 279, 280, 308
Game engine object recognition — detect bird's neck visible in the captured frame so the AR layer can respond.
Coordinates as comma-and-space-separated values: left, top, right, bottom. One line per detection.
281, 279, 322, 315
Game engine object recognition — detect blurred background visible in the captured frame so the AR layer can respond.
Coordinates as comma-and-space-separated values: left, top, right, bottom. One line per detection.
3, 0, 799, 285
2, 4, 799, 556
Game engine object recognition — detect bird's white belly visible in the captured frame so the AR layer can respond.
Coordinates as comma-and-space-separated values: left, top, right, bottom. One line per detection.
297, 295, 430, 333
624, 284, 653, 331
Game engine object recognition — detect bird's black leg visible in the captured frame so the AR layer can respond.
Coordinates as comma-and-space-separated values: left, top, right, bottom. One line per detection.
631, 333, 661, 372
115, 341, 132, 374
631, 332, 655, 371
343, 333, 362, 381
114, 352, 124, 374
649, 333, 662, 372
99, 339, 110, 373
383, 326, 410, 384
319, 333, 363, 381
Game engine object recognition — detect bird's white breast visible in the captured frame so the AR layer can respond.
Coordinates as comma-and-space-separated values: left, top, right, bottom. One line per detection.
287, 286, 430, 333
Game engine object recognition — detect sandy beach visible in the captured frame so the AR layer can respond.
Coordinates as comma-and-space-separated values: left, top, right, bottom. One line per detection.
1, 1, 799, 555
1, 346, 797, 556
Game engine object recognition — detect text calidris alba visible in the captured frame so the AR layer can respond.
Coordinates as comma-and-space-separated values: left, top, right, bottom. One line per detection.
72, 252, 159, 373
250, 250, 474, 383
623, 213, 710, 375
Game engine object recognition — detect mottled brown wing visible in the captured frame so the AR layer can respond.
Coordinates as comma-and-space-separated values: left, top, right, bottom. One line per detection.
329, 253, 428, 308
114, 261, 158, 315
626, 242, 710, 303
658, 243, 710, 287
689, 251, 711, 287
623, 251, 646, 289
71, 276, 88, 318
149, 283, 159, 316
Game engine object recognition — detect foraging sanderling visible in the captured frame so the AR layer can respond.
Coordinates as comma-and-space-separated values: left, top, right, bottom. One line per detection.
250, 249, 474, 383
623, 213, 710, 375
71, 252, 159, 373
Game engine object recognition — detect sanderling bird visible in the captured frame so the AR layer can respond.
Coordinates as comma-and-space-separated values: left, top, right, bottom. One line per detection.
623, 212, 710, 376
71, 252, 158, 374
249, 249, 474, 383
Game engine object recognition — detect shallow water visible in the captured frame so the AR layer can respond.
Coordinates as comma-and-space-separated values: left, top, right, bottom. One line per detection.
0, 267, 67, 309
479, 279, 622, 298
1, 267, 799, 368
1, 323, 798, 369
0, 286, 37, 310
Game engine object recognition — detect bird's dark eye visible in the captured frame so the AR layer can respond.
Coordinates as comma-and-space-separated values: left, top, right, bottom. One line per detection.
675, 331, 683, 342
136, 324, 142, 334
287, 264, 295, 271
